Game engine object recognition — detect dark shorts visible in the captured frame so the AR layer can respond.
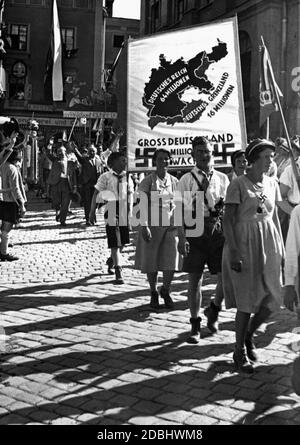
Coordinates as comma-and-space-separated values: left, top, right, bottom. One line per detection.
106, 224, 130, 248
182, 223, 224, 275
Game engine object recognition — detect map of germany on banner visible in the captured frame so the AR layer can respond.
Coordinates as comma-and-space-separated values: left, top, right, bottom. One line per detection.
127, 17, 247, 172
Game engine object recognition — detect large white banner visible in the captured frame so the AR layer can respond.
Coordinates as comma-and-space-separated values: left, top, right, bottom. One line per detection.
127, 17, 247, 171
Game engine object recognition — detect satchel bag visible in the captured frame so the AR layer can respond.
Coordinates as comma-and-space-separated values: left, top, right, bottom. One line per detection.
0, 201, 21, 224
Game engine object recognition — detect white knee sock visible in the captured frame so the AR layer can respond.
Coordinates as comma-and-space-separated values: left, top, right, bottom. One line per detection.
0, 231, 9, 255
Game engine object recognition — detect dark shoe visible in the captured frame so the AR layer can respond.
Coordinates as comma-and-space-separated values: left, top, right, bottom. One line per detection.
60, 222, 67, 227
233, 347, 254, 373
67, 211, 73, 216
115, 266, 124, 284
150, 290, 160, 309
245, 334, 258, 362
159, 286, 174, 309
0, 253, 19, 262
187, 317, 201, 344
55, 212, 60, 222
204, 301, 221, 334
106, 257, 114, 275
8, 243, 13, 248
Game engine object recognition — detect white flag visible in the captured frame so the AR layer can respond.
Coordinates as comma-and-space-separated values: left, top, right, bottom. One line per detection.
52, 0, 63, 101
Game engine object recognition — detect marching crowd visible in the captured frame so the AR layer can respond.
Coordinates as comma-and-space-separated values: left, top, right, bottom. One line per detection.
0, 116, 300, 389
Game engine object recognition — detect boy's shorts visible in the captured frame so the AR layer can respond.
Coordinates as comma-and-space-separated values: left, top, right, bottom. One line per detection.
182, 220, 224, 275
106, 224, 130, 248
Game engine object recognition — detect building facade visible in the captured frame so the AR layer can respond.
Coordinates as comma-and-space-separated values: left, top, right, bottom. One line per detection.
1, 0, 139, 144
140, 0, 300, 140
2, 0, 100, 141
105, 16, 140, 135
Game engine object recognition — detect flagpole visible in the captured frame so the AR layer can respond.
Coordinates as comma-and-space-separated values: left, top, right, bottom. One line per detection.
68, 117, 77, 142
266, 117, 270, 139
263, 37, 300, 189
0, 0, 6, 98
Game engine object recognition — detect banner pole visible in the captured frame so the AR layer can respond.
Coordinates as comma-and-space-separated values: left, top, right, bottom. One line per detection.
264, 39, 300, 190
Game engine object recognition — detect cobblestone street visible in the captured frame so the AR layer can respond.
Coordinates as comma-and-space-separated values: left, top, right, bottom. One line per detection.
0, 192, 300, 425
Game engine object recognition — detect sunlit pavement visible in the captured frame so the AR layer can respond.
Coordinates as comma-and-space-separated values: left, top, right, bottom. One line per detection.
0, 192, 300, 425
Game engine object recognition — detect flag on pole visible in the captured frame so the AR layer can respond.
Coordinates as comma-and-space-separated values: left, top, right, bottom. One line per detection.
105, 40, 125, 90
259, 39, 283, 127
108, 130, 122, 152
44, 0, 63, 102
0, 65, 6, 96
52, 0, 63, 101
92, 118, 104, 133
92, 119, 99, 132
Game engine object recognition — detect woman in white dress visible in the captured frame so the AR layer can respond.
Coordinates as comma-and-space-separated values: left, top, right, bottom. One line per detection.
222, 139, 284, 373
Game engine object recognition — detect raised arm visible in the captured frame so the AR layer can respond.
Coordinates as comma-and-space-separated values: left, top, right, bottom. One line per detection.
45, 144, 56, 162
71, 144, 84, 164
0, 144, 14, 167
8, 166, 26, 210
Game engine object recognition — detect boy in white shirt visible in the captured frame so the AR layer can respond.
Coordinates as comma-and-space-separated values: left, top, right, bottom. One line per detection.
89, 151, 133, 284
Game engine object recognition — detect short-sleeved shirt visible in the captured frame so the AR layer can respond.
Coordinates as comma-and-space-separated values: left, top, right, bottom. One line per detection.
177, 166, 229, 217
279, 158, 300, 205
138, 172, 178, 226
94, 170, 134, 225
225, 174, 281, 221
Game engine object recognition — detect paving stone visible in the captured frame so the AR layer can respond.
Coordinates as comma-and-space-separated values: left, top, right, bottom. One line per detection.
132, 400, 165, 415
0, 414, 29, 425
154, 392, 190, 407
184, 413, 218, 425
50, 417, 78, 425
27, 409, 58, 423
75, 413, 102, 423
127, 415, 163, 425
0, 192, 298, 426
157, 409, 191, 424
207, 405, 247, 422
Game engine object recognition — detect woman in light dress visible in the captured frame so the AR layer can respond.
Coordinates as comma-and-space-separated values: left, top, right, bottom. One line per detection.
222, 139, 284, 373
135, 148, 182, 309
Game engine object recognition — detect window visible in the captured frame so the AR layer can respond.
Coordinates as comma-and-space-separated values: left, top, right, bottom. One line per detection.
29, 0, 43, 5
105, 0, 113, 17
61, 27, 75, 51
75, 0, 88, 8
9, 61, 27, 100
60, 0, 73, 7
9, 77, 26, 100
151, 1, 160, 33
239, 31, 251, 101
200, 0, 214, 8
175, 0, 184, 21
7, 24, 28, 51
113, 35, 124, 48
